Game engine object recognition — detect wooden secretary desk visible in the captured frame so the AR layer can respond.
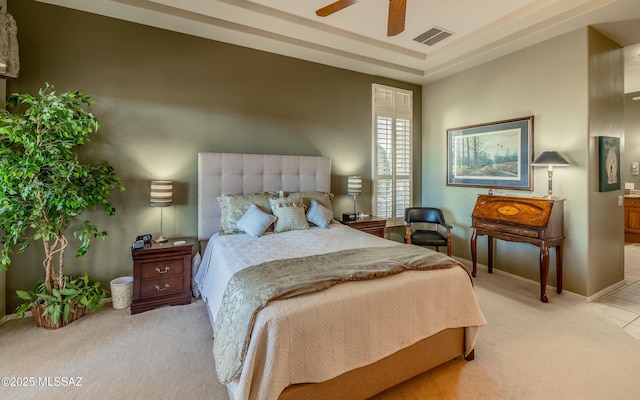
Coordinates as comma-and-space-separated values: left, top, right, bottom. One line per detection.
470, 195, 565, 303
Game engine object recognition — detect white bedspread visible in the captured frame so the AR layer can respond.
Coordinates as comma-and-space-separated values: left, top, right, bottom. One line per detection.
196, 222, 486, 400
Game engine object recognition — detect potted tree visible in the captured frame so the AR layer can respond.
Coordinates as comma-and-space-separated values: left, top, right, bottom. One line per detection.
0, 83, 124, 329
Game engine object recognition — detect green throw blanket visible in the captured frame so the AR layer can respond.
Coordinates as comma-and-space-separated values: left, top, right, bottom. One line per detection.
213, 244, 469, 384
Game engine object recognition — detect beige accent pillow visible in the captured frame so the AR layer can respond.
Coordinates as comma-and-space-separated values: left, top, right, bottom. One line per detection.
269, 197, 309, 233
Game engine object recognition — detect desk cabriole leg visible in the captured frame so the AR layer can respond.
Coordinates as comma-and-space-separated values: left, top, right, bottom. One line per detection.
556, 244, 563, 294
539, 242, 550, 303
471, 230, 477, 277
487, 235, 494, 274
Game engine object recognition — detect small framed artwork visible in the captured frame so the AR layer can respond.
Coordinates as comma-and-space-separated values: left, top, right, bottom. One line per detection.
598, 136, 621, 192
446, 116, 534, 190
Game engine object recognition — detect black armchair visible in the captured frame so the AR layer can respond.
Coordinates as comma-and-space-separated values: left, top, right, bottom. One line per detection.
404, 207, 452, 256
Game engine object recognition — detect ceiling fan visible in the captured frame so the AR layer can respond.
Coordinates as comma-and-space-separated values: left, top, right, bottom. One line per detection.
315, 0, 407, 37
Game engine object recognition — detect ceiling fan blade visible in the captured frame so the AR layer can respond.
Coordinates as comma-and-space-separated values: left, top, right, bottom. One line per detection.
316, 0, 359, 17
387, 0, 406, 36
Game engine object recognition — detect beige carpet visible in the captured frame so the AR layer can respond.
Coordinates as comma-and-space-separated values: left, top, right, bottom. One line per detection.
3, 262, 640, 400
0, 299, 224, 400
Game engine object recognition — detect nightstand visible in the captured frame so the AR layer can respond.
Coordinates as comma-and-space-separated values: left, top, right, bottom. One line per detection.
340, 216, 387, 238
130, 237, 194, 315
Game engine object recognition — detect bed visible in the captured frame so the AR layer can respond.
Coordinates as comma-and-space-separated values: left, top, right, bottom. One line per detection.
195, 152, 486, 400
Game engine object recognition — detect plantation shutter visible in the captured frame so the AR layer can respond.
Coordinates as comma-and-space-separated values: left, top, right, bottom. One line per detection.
372, 84, 413, 219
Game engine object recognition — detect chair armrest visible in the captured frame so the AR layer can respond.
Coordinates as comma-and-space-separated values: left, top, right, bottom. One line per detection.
436, 224, 453, 241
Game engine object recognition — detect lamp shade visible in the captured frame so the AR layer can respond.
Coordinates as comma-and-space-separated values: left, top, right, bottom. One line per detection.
532, 151, 570, 167
347, 176, 362, 196
150, 180, 173, 207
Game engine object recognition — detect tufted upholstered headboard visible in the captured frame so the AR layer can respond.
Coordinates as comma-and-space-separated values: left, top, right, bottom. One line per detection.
197, 153, 332, 241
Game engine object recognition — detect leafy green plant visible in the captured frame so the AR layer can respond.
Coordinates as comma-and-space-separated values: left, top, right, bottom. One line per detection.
0, 83, 124, 325
15, 273, 108, 326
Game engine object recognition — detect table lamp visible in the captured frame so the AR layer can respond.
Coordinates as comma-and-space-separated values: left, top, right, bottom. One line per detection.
150, 180, 173, 243
532, 151, 570, 198
347, 176, 362, 213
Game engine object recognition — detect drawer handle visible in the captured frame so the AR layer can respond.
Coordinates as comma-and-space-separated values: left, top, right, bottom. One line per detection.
155, 284, 170, 292
155, 266, 171, 274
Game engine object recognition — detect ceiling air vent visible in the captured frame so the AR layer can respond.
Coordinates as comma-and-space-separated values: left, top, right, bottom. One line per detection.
413, 27, 453, 46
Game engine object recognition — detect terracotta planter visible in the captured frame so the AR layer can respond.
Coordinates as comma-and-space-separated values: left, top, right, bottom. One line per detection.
30, 302, 86, 330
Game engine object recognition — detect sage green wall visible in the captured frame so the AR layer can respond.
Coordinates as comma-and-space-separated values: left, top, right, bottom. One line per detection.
3, 0, 422, 313
422, 27, 625, 298
587, 28, 625, 296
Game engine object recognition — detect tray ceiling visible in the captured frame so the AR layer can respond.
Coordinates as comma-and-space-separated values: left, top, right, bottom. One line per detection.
36, 0, 640, 91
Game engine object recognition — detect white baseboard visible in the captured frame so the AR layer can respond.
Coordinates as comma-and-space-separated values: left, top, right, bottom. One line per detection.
483, 263, 627, 303
453, 256, 586, 301
459, 256, 630, 303
586, 280, 628, 303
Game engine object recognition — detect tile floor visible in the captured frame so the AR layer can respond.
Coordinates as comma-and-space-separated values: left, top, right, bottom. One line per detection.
593, 244, 640, 339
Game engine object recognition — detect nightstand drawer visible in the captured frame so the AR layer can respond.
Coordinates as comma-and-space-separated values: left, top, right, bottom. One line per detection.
359, 226, 385, 237
340, 216, 387, 238
140, 276, 185, 298
139, 258, 184, 279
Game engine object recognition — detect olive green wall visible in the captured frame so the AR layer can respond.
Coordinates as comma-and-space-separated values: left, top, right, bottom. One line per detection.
587, 27, 625, 296
422, 27, 625, 298
3, 0, 422, 313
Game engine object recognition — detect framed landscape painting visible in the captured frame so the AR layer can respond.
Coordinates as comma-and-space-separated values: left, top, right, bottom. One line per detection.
446, 116, 534, 190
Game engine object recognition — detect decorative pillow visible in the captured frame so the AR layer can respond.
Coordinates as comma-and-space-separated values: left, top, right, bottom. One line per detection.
236, 204, 277, 238
269, 197, 309, 233
217, 192, 274, 234
288, 191, 334, 213
306, 199, 333, 228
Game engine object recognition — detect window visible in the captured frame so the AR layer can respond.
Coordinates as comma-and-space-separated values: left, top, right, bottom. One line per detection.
372, 84, 413, 219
